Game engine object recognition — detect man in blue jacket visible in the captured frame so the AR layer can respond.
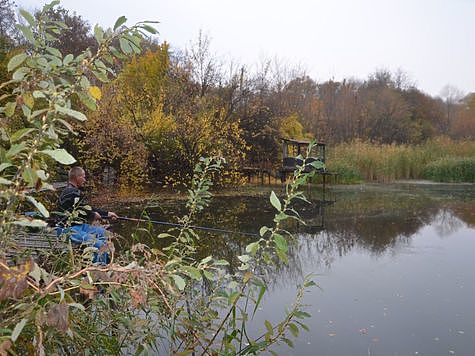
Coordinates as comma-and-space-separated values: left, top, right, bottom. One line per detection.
57, 166, 118, 263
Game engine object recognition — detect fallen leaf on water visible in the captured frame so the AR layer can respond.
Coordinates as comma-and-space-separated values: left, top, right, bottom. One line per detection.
359, 328, 368, 335
433, 337, 439, 341
372, 338, 379, 343
328, 333, 336, 337
457, 330, 464, 334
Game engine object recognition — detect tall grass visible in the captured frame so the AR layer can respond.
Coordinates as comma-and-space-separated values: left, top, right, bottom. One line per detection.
327, 137, 475, 183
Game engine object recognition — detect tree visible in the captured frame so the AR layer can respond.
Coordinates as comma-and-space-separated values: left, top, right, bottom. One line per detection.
78, 84, 149, 191
187, 30, 221, 97
440, 84, 464, 134
42, 6, 97, 56
0, 0, 18, 49
450, 92, 475, 139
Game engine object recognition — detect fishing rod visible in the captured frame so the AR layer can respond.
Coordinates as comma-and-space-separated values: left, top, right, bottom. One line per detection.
117, 216, 258, 237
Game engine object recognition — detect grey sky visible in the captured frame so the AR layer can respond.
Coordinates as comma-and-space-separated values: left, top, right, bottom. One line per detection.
16, 0, 475, 96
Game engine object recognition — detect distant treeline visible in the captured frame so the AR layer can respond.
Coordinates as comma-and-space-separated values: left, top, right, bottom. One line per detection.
1, 1, 474, 188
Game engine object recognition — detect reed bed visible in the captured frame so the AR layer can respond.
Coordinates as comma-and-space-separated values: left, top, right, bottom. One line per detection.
326, 137, 475, 183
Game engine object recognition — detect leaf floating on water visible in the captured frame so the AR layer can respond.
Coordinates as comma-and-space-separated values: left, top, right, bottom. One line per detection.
328, 333, 336, 337
457, 330, 464, 334
359, 328, 368, 335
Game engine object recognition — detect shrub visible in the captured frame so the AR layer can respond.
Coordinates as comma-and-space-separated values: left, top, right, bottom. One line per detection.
423, 157, 475, 183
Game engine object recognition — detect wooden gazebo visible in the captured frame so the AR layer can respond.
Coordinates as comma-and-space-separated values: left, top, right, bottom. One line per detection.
279, 138, 327, 182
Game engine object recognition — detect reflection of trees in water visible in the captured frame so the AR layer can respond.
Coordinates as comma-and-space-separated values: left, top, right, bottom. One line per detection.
432, 208, 466, 237
114, 190, 475, 290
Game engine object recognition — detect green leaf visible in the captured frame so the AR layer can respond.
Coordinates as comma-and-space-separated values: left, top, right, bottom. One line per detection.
170, 274, 186, 291
113, 16, 127, 30
94, 25, 103, 42
17, 25, 35, 44
40, 149, 76, 165
270, 191, 281, 211
289, 323, 299, 337
276, 248, 288, 263
282, 337, 294, 348
36, 169, 48, 181
213, 259, 230, 266
26, 196, 49, 218
295, 320, 310, 332
46, 46, 62, 58
200, 255, 212, 265
77, 92, 96, 111
19, 9, 35, 26
92, 70, 109, 83
0, 177, 13, 185
237, 254, 251, 263
4, 101, 16, 117
304, 280, 317, 288
252, 284, 266, 318
63, 54, 74, 65
274, 234, 288, 253
180, 266, 201, 280
264, 320, 273, 335
259, 226, 270, 237
246, 241, 260, 255
56, 119, 75, 133
7, 53, 27, 72
6, 143, 27, 158
141, 24, 158, 34
22, 167, 37, 186
43, 0, 60, 11
203, 270, 213, 280
10, 128, 35, 143
11, 318, 28, 342
79, 76, 90, 90
119, 38, 132, 54
29, 263, 41, 284
294, 311, 311, 319
13, 218, 47, 227
55, 105, 87, 121
12, 67, 29, 81
0, 163, 12, 172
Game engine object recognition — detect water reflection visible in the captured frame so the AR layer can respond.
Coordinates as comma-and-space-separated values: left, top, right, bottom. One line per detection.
113, 184, 475, 286
113, 184, 475, 354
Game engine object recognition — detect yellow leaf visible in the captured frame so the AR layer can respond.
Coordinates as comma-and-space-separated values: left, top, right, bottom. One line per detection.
88, 86, 102, 100
23, 92, 35, 109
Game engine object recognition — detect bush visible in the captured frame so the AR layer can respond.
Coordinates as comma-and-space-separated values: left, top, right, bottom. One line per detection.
327, 160, 363, 184
327, 138, 475, 183
422, 157, 475, 182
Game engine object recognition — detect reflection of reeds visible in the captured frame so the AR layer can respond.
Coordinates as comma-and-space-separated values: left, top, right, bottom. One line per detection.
327, 137, 475, 183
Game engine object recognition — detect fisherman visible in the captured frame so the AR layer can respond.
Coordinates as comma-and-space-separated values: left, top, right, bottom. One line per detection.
57, 166, 118, 263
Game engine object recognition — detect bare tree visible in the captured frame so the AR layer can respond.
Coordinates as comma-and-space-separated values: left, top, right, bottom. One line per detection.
187, 30, 221, 97
440, 84, 464, 133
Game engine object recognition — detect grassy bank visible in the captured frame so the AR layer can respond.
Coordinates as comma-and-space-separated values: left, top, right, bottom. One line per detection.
326, 137, 475, 183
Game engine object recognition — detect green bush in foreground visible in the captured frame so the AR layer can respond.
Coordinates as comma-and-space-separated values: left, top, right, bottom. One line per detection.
423, 157, 475, 183
1, 3, 321, 354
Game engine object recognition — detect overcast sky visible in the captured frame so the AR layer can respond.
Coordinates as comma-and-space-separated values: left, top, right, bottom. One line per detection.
16, 0, 475, 96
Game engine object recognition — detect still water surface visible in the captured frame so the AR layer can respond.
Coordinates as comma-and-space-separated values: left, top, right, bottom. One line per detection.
116, 183, 475, 355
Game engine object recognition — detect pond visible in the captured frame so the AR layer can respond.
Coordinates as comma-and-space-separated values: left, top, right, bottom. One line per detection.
113, 183, 475, 355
